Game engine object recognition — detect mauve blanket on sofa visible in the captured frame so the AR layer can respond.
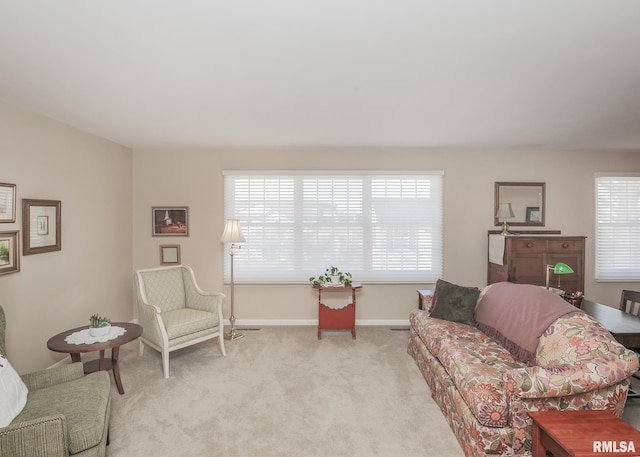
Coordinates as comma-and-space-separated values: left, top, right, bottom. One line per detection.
475, 282, 577, 364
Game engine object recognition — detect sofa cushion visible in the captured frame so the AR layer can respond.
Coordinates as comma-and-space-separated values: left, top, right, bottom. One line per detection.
429, 279, 480, 324
437, 338, 522, 427
0, 355, 28, 427
410, 309, 484, 358
411, 311, 526, 427
12, 371, 110, 454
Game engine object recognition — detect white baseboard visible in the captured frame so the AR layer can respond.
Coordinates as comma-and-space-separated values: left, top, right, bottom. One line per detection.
231, 319, 410, 327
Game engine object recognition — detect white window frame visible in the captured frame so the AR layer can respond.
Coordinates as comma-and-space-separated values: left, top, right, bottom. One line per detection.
223, 170, 444, 284
595, 173, 640, 281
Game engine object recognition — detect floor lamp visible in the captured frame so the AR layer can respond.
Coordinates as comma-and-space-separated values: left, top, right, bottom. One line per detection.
221, 219, 245, 341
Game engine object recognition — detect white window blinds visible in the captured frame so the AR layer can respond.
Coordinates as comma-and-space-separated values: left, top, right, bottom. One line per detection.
595, 174, 640, 281
223, 171, 444, 284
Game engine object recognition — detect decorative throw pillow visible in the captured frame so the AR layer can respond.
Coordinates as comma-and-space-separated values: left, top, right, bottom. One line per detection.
0, 355, 28, 427
429, 279, 480, 324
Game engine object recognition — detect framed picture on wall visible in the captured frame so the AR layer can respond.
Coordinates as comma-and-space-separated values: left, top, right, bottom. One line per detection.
0, 183, 16, 223
22, 199, 61, 255
160, 244, 181, 265
526, 206, 541, 223
152, 207, 189, 236
0, 231, 20, 275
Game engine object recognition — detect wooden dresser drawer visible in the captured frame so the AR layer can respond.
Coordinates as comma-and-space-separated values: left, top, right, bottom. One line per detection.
548, 240, 583, 251
510, 239, 546, 252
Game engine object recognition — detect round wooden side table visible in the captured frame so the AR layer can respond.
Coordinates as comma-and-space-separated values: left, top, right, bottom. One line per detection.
47, 322, 142, 395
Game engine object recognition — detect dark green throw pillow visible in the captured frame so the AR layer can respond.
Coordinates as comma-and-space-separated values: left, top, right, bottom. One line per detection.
429, 279, 480, 324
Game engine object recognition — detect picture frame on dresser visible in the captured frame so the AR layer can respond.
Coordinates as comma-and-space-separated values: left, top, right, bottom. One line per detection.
0, 231, 20, 275
22, 199, 61, 255
0, 183, 16, 223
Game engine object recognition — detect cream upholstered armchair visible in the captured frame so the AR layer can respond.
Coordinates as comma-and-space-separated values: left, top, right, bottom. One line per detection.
134, 265, 226, 378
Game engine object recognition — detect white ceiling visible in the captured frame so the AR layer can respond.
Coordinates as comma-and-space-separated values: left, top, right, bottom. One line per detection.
1, 1, 640, 151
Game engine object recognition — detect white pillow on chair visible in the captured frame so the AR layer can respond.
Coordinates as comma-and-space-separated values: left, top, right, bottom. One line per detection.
0, 354, 28, 427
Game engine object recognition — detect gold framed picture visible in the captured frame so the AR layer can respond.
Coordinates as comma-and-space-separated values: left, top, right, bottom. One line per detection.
0, 231, 20, 275
160, 244, 181, 265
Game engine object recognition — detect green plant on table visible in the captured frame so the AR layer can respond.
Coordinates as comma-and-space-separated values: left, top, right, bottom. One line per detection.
89, 314, 111, 328
309, 265, 353, 287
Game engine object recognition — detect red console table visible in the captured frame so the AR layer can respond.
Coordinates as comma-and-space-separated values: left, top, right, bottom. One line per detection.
314, 283, 362, 340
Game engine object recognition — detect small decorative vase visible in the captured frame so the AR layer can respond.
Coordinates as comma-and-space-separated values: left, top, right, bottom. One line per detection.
89, 325, 111, 337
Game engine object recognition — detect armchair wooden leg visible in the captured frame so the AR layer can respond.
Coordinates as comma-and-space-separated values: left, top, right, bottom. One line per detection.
219, 334, 226, 356
162, 351, 170, 378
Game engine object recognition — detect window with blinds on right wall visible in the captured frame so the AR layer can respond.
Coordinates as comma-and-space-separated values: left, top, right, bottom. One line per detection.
595, 173, 640, 282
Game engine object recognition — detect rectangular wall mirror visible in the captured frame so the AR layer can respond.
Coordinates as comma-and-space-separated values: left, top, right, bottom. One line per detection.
494, 182, 545, 227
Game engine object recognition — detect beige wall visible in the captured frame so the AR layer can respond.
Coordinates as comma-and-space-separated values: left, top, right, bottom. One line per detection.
0, 101, 133, 373
132, 149, 640, 326
2, 99, 639, 372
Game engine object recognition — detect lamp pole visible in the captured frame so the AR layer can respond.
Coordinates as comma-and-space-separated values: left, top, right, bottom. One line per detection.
220, 219, 245, 341
226, 243, 243, 341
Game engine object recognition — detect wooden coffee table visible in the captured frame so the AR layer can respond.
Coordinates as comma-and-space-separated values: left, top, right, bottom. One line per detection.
47, 322, 142, 395
529, 410, 640, 457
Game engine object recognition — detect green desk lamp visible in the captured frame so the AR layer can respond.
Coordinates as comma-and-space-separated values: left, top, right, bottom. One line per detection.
545, 262, 574, 290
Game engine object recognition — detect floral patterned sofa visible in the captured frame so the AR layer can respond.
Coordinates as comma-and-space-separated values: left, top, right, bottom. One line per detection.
408, 281, 639, 457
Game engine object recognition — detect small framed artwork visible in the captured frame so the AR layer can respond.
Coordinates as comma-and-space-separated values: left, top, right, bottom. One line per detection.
152, 207, 189, 236
526, 206, 541, 223
160, 244, 181, 265
0, 183, 16, 223
0, 231, 20, 275
23, 199, 61, 255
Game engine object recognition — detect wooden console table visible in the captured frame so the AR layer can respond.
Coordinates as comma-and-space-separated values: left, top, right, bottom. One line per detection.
529, 410, 640, 457
314, 283, 362, 340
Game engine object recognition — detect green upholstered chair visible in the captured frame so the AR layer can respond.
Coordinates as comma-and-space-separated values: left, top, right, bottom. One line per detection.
0, 305, 111, 457
134, 265, 226, 378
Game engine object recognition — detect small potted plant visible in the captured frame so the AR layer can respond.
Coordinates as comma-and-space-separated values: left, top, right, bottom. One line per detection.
89, 314, 111, 337
309, 266, 353, 287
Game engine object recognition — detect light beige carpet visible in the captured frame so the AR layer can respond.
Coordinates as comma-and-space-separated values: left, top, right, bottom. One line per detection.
104, 326, 640, 456
105, 326, 465, 457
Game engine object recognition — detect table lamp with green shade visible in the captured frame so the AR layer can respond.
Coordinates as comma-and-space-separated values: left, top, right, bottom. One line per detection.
545, 262, 574, 290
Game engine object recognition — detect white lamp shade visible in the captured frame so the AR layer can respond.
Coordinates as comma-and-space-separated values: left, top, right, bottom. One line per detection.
495, 202, 515, 219
220, 219, 246, 244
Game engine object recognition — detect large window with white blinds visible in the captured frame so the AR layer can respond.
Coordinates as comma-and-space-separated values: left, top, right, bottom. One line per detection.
595, 174, 640, 281
223, 171, 443, 284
